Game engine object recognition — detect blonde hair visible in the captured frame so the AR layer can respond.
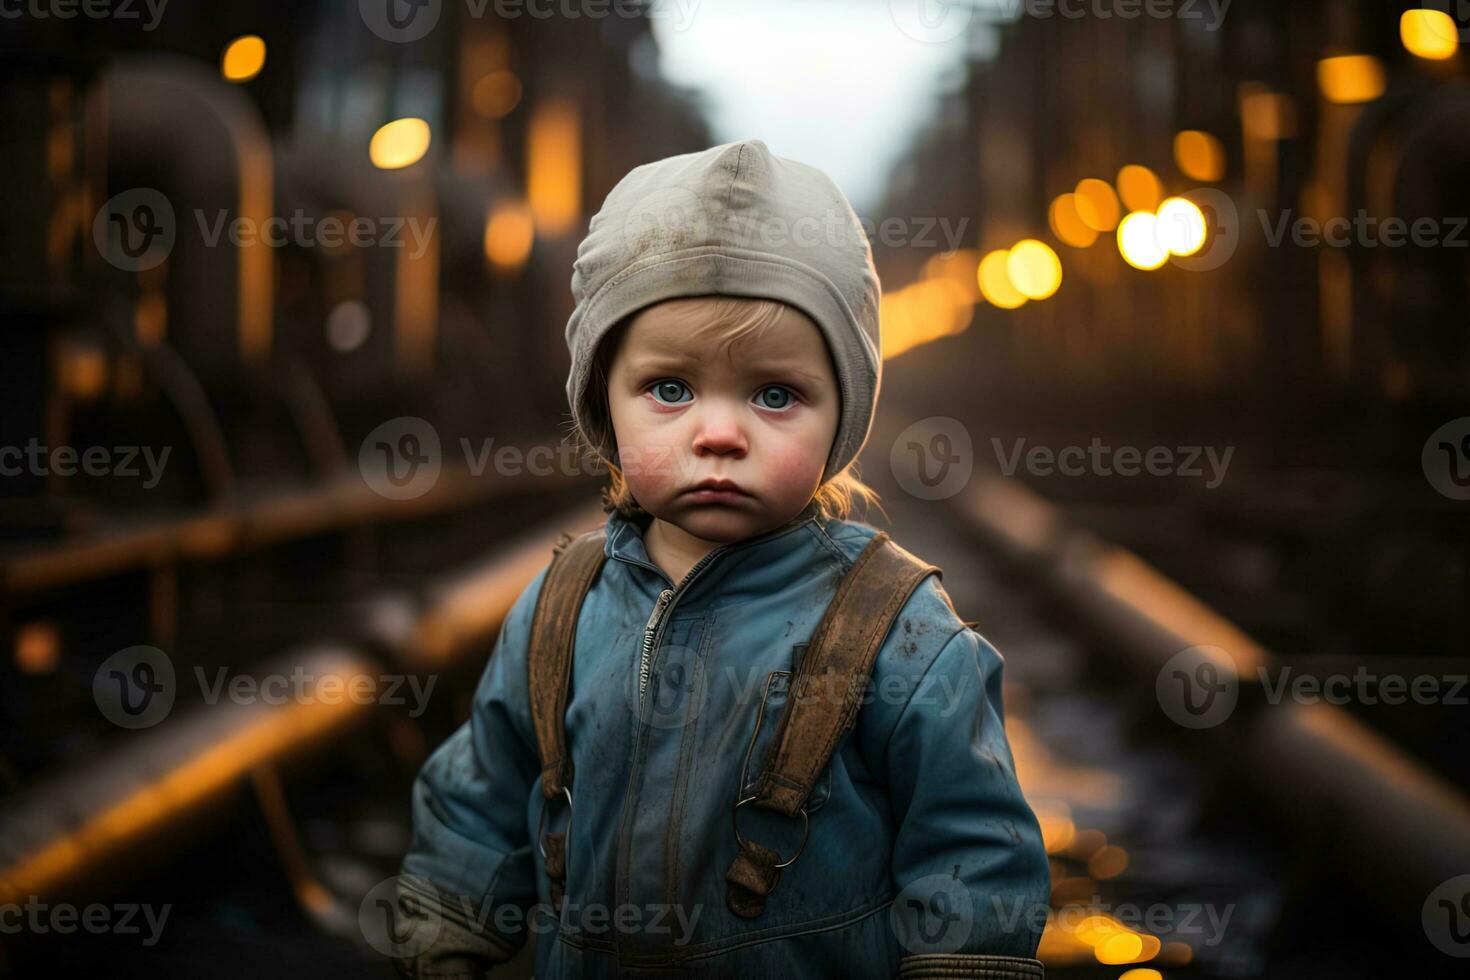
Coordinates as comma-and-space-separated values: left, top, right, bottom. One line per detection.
568, 296, 884, 525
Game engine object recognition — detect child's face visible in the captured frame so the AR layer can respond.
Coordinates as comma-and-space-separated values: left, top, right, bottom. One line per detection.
605, 297, 840, 544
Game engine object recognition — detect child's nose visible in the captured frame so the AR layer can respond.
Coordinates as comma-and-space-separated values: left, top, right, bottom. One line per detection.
691, 406, 748, 458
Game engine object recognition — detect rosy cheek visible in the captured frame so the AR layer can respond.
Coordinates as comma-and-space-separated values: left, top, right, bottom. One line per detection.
614, 421, 683, 500
761, 440, 826, 496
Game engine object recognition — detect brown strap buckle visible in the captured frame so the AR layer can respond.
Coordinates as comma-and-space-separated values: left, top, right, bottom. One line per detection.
732, 795, 809, 869
538, 783, 573, 912
536, 783, 573, 860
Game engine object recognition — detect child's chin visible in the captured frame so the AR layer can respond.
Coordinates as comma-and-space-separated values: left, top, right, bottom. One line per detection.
661, 505, 771, 544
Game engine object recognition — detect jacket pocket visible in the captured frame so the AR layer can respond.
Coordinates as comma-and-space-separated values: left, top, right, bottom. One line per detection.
736, 653, 833, 813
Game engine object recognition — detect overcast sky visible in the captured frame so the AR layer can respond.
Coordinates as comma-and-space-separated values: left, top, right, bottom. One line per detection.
649, 0, 998, 214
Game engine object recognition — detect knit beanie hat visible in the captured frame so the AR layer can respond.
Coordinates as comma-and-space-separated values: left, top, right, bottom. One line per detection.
564, 138, 882, 482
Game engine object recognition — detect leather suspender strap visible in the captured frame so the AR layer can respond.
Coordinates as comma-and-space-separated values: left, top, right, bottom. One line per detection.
527, 528, 607, 911
523, 525, 943, 921
726, 531, 942, 918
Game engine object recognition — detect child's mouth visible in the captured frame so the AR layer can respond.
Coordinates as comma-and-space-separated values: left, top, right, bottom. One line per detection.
684, 479, 752, 503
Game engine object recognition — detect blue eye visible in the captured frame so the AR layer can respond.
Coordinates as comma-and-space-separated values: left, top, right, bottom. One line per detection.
755, 385, 794, 410
648, 380, 692, 405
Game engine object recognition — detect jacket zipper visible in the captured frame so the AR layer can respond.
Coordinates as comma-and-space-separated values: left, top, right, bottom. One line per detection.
612, 507, 821, 952
636, 542, 730, 715
637, 588, 674, 710
633, 510, 819, 716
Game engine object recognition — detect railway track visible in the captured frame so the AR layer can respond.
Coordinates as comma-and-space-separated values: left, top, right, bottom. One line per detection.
3, 463, 1467, 978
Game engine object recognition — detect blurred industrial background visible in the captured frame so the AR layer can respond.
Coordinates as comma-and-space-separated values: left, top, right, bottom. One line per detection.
2, 0, 1469, 977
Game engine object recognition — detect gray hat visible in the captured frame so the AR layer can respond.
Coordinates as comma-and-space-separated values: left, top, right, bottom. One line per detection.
564, 138, 882, 482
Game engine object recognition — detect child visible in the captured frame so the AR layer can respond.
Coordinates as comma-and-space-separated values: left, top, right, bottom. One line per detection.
393, 139, 1050, 978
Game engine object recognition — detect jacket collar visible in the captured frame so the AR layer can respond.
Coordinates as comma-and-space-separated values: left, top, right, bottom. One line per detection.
603, 500, 824, 594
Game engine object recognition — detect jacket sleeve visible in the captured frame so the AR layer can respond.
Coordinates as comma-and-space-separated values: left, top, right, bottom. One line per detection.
884, 625, 1051, 979
392, 569, 549, 979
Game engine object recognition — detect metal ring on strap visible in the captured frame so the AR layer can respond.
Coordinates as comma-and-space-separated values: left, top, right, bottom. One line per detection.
732, 795, 808, 869
537, 783, 573, 859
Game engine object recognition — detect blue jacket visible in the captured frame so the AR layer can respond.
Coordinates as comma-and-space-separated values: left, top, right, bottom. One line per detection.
394, 505, 1050, 978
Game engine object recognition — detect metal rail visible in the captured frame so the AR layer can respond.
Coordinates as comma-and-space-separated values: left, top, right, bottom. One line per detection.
954, 474, 1470, 934
0, 505, 605, 906
1, 461, 587, 596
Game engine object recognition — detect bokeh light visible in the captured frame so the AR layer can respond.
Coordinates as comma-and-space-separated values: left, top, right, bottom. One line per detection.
1074, 178, 1121, 232
1317, 54, 1386, 104
1401, 10, 1459, 61
1006, 239, 1063, 300
1049, 193, 1098, 248
1174, 129, 1225, 182
369, 118, 432, 170
1117, 211, 1169, 270
221, 35, 266, 83
471, 70, 524, 118
978, 249, 1028, 309
1155, 197, 1207, 256
1116, 164, 1163, 212
483, 200, 535, 271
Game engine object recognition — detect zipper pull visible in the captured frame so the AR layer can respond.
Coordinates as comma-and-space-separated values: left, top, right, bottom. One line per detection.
644, 588, 674, 637
638, 589, 675, 709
